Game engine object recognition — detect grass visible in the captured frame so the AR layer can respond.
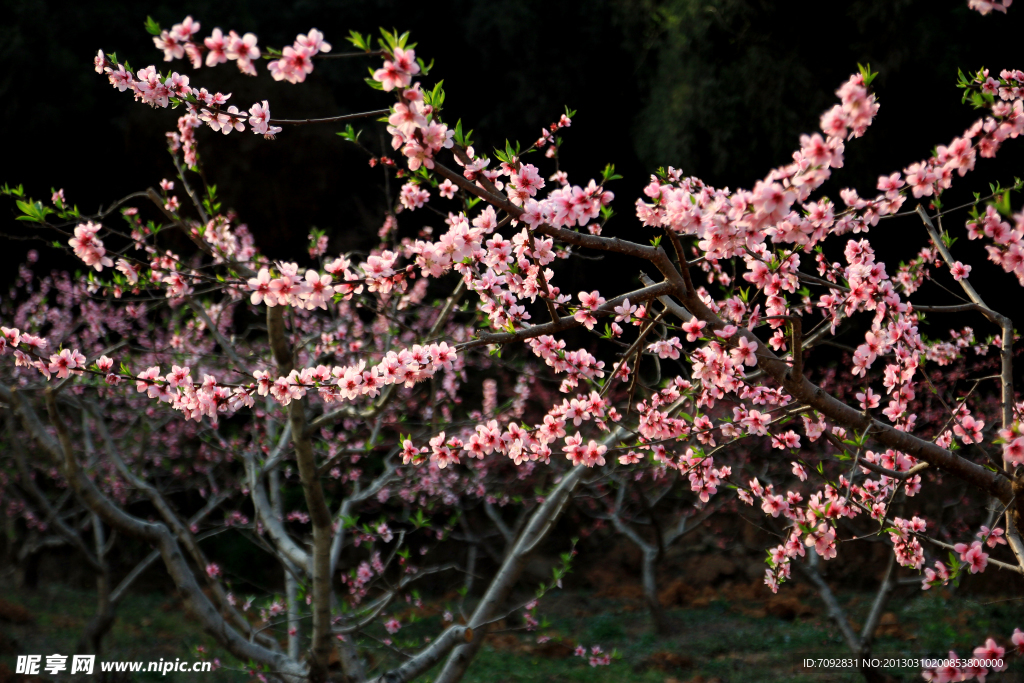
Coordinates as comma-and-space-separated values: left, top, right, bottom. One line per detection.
0, 582, 241, 681
1, 579, 1022, 682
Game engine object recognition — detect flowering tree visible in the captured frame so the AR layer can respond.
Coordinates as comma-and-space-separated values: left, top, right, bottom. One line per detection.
4, 2, 1024, 681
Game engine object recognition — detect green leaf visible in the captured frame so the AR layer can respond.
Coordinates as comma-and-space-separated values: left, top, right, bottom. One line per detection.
378, 28, 401, 51
337, 123, 362, 143
346, 31, 369, 51
857, 63, 878, 87
426, 80, 445, 111
600, 163, 623, 184
144, 16, 163, 36
411, 509, 430, 529
996, 190, 1013, 217
15, 200, 52, 223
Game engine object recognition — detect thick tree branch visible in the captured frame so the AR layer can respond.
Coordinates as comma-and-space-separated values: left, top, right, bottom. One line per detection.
268, 305, 335, 680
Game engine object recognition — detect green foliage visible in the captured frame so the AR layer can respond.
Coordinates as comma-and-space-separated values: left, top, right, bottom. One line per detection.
203, 184, 221, 216
15, 199, 53, 223
453, 119, 474, 148
600, 163, 623, 184
857, 62, 878, 87
346, 30, 372, 52
424, 80, 445, 111
336, 123, 362, 143
378, 28, 414, 53
493, 139, 522, 164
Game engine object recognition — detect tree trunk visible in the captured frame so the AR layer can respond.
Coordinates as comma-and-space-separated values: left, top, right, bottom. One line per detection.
641, 547, 671, 635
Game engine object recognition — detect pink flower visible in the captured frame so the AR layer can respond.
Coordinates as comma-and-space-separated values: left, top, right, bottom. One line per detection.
384, 618, 401, 634
742, 410, 771, 436
438, 179, 457, 199
116, 259, 139, 285
205, 563, 221, 578
399, 182, 430, 210
580, 440, 607, 467
47, 348, 86, 379
977, 525, 1007, 548
1003, 436, 1024, 465
950, 261, 972, 281
69, 221, 113, 271
154, 30, 185, 62
269, 45, 315, 84
973, 638, 1006, 669
373, 47, 420, 91
226, 31, 260, 75
612, 298, 636, 322
730, 336, 758, 366
136, 366, 164, 398
248, 100, 271, 135
953, 540, 989, 573
855, 388, 879, 410
248, 268, 274, 306
389, 102, 427, 137
619, 451, 641, 465
295, 29, 331, 55
681, 319, 706, 342
299, 270, 334, 310
204, 28, 228, 66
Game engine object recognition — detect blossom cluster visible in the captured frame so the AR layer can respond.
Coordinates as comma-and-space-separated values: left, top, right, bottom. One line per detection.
95, 17, 333, 140
574, 644, 611, 667
68, 221, 113, 271
147, 14, 333, 84
95, 53, 284, 139
0, 323, 458, 424
246, 252, 409, 307
402, 390, 617, 469
150, 16, 259, 74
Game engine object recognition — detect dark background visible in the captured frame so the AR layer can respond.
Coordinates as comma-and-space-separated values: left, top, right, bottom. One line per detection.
3, 0, 1024, 306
